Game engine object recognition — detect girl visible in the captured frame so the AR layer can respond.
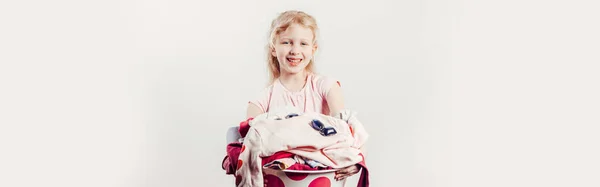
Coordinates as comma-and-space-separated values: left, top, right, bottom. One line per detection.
246, 10, 361, 182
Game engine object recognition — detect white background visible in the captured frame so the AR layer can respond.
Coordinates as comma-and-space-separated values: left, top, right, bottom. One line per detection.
1, 0, 598, 186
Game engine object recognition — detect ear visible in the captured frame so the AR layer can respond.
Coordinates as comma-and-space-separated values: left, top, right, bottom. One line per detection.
312, 43, 318, 54
270, 46, 277, 57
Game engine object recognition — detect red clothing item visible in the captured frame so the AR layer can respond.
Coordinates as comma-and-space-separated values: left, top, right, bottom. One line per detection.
355, 153, 370, 187
238, 117, 253, 138
263, 152, 335, 171
222, 142, 243, 175
286, 163, 332, 170
261, 151, 295, 166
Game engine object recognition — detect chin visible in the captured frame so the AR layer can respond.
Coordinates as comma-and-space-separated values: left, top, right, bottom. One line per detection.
282, 69, 302, 75
280, 63, 306, 74
287, 65, 308, 73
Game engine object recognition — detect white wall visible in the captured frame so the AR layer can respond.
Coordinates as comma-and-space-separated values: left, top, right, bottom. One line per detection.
1, 0, 598, 186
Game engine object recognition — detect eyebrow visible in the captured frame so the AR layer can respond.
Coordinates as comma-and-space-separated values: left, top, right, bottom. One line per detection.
279, 37, 311, 41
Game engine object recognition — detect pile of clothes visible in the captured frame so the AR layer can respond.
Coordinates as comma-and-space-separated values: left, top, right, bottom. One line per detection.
221, 108, 370, 187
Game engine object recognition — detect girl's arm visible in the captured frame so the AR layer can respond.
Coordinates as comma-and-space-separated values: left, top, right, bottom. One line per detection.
246, 103, 264, 119
329, 85, 367, 180
326, 84, 345, 116
327, 84, 368, 156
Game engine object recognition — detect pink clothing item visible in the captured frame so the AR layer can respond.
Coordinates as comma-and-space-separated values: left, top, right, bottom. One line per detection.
235, 112, 366, 187
249, 73, 340, 115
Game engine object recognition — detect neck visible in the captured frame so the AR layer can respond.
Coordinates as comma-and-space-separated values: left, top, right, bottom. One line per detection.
279, 70, 308, 82
278, 70, 309, 92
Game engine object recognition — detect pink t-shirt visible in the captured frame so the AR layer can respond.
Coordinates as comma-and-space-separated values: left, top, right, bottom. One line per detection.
249, 73, 340, 115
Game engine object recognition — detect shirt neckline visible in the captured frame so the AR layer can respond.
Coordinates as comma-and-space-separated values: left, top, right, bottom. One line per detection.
276, 73, 312, 94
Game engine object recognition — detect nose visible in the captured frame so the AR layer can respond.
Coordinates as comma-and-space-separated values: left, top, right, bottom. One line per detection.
289, 44, 301, 55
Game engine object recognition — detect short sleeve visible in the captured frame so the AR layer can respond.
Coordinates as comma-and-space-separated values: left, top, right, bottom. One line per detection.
316, 75, 341, 98
248, 86, 272, 113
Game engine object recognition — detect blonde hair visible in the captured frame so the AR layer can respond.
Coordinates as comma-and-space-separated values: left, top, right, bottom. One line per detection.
266, 10, 320, 84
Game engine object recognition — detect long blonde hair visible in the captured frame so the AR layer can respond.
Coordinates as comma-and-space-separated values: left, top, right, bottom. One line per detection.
266, 10, 320, 85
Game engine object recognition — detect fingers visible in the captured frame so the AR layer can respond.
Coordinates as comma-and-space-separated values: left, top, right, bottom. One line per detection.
338, 165, 359, 174
335, 168, 350, 174
334, 168, 347, 181
335, 167, 355, 175
334, 165, 360, 181
335, 172, 356, 181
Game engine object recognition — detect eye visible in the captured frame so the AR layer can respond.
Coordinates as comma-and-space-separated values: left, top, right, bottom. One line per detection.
281, 41, 290, 44
301, 42, 308, 46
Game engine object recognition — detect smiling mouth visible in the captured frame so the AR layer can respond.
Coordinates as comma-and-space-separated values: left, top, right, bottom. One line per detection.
287, 57, 302, 66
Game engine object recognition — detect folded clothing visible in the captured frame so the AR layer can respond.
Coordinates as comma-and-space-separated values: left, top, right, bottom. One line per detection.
223, 143, 369, 187
262, 151, 332, 170
236, 112, 365, 187
225, 149, 333, 174
225, 109, 370, 187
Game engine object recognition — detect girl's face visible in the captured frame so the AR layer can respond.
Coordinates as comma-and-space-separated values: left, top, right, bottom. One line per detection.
272, 24, 317, 75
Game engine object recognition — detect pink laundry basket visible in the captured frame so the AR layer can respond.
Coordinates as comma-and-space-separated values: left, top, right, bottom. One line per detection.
262, 167, 346, 187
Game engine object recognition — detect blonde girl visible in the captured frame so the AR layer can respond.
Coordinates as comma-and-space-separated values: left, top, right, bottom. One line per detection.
246, 10, 361, 181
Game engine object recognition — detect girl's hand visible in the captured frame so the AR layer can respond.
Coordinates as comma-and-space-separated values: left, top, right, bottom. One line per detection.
334, 164, 360, 181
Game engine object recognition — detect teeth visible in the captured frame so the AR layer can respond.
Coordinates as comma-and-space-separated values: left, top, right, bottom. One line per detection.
287, 58, 301, 63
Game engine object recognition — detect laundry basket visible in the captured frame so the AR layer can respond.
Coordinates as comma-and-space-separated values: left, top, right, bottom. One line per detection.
226, 126, 347, 187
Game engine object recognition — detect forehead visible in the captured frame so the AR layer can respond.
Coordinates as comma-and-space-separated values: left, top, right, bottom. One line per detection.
278, 24, 314, 40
